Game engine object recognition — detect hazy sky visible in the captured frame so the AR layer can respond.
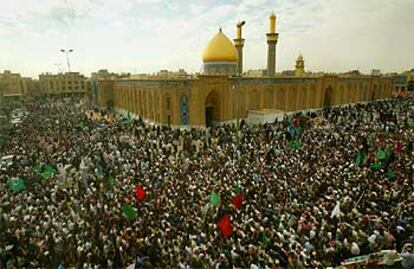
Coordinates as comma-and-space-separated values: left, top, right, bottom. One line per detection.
1, 0, 413, 78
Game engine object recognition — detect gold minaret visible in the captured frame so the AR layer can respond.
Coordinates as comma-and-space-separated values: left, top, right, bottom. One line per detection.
295, 53, 305, 77
266, 12, 279, 76
234, 20, 246, 75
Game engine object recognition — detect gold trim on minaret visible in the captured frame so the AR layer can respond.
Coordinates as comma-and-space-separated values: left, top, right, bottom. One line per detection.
270, 12, 276, 34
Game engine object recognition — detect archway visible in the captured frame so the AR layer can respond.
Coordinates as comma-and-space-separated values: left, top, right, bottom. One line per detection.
324, 86, 333, 107
163, 94, 172, 125
154, 93, 160, 122
371, 85, 377, 100
205, 90, 218, 127
276, 88, 285, 110
264, 89, 273, 108
248, 89, 260, 110
339, 85, 345, 104
364, 85, 370, 101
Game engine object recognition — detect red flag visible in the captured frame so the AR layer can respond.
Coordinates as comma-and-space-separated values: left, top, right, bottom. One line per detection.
292, 118, 300, 127
232, 194, 243, 209
217, 214, 233, 237
135, 186, 146, 202
396, 140, 402, 154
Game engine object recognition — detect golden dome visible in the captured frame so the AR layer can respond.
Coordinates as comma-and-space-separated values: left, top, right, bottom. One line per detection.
202, 29, 238, 63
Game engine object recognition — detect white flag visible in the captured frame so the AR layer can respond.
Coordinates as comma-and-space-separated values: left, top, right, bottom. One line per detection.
331, 201, 341, 219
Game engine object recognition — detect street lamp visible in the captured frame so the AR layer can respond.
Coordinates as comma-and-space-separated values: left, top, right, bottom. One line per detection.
60, 49, 74, 72
60, 49, 74, 99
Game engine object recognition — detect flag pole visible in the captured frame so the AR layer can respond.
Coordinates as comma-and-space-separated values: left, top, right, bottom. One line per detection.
354, 190, 366, 208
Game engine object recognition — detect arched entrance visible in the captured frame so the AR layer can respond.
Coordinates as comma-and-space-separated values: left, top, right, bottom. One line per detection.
205, 90, 218, 127
163, 94, 172, 125
264, 89, 273, 108
324, 86, 333, 107
276, 88, 285, 110
371, 85, 377, 101
248, 89, 260, 110
364, 86, 370, 101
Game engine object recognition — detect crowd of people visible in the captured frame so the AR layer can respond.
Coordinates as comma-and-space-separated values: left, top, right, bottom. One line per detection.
0, 97, 413, 269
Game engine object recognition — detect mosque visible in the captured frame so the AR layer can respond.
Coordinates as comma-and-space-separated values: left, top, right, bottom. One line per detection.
96, 13, 393, 127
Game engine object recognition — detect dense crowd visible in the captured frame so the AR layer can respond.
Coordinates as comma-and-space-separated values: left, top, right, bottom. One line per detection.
0, 97, 413, 269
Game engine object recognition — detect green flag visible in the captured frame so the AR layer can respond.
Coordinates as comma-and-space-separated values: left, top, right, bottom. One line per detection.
386, 168, 396, 180
36, 164, 56, 179
296, 126, 303, 137
44, 165, 56, 174
371, 162, 383, 171
41, 165, 56, 179
355, 151, 362, 167
235, 181, 242, 194
209, 191, 221, 206
289, 138, 303, 150
122, 204, 136, 221
40, 171, 52, 179
376, 150, 386, 160
8, 178, 25, 194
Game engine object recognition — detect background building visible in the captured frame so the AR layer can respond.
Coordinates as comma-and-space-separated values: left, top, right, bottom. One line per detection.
371, 69, 382, 76
39, 72, 90, 97
91, 69, 130, 81
0, 70, 24, 101
245, 69, 267, 77
22, 77, 40, 97
97, 13, 394, 127
390, 69, 414, 97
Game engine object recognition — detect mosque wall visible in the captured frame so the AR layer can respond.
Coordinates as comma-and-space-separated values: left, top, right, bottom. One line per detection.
112, 79, 193, 126
101, 75, 393, 127
235, 77, 322, 114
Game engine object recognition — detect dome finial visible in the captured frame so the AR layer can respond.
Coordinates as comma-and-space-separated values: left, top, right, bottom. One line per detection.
269, 11, 276, 33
